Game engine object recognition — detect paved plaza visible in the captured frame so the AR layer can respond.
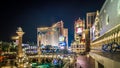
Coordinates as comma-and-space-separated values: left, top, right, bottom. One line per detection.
75, 54, 94, 68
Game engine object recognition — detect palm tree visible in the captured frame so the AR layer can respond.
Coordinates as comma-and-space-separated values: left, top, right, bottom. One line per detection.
1, 42, 10, 52
10, 42, 17, 52
45, 45, 52, 53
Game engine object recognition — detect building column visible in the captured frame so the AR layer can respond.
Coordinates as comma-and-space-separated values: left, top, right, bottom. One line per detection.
38, 34, 41, 63
95, 60, 99, 68
16, 27, 25, 68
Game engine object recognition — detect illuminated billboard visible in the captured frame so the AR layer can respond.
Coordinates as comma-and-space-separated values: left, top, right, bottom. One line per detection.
59, 36, 66, 46
76, 27, 82, 34
59, 36, 65, 42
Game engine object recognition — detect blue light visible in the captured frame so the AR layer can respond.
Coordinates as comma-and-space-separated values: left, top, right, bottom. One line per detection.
59, 42, 66, 46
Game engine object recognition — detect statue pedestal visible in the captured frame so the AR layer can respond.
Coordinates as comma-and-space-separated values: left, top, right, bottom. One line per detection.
17, 57, 24, 68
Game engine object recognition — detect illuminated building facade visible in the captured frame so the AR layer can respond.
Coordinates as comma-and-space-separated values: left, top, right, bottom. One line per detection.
37, 21, 68, 49
89, 0, 120, 68
63, 28, 68, 48
90, 10, 100, 41
86, 12, 96, 29
71, 18, 85, 53
37, 27, 58, 46
74, 18, 85, 42
86, 12, 97, 42
22, 44, 38, 56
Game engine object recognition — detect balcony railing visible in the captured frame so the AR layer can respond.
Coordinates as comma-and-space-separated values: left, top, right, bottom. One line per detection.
91, 24, 120, 52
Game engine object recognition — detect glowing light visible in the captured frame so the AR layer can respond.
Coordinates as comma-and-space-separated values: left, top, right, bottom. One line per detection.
76, 28, 82, 34
59, 36, 64, 42
117, 1, 120, 15
12, 36, 19, 40
60, 46, 64, 49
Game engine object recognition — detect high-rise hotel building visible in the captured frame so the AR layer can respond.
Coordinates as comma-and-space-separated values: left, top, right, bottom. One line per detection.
37, 21, 68, 49
71, 18, 85, 53
86, 12, 96, 29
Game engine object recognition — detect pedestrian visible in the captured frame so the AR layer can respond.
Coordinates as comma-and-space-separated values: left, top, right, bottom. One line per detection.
75, 62, 77, 68
58, 59, 63, 68
80, 65, 82, 68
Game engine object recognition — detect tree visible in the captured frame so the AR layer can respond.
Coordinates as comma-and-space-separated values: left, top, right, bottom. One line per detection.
2, 42, 10, 52
10, 42, 17, 52
45, 45, 52, 53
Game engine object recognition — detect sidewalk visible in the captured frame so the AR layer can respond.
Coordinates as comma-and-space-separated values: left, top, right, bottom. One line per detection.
75, 55, 93, 68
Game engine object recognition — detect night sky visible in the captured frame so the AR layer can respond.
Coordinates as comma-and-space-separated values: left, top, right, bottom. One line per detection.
0, 0, 105, 45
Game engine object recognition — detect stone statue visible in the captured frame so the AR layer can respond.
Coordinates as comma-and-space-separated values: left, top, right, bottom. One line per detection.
17, 27, 23, 32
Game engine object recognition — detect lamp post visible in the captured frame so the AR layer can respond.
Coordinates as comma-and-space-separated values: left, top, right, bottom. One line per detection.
16, 27, 25, 68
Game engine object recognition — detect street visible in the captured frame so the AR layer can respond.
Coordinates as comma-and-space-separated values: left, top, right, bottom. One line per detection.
75, 54, 94, 68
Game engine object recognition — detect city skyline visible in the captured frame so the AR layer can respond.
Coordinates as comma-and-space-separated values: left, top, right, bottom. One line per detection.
1, 0, 120, 68
0, 0, 105, 45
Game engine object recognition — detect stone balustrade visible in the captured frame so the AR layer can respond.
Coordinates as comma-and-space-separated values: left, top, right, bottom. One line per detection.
91, 24, 120, 52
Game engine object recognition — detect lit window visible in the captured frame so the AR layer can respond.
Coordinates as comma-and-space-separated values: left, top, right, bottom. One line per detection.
106, 14, 109, 25
104, 10, 106, 13
111, 0, 113, 3
117, 1, 120, 15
